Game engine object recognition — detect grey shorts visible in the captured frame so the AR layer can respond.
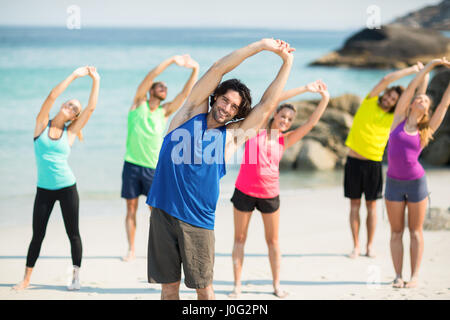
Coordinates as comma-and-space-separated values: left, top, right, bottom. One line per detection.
385, 175, 429, 203
147, 207, 215, 289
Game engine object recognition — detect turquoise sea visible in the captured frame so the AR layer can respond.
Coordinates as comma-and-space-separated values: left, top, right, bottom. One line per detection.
0, 27, 447, 224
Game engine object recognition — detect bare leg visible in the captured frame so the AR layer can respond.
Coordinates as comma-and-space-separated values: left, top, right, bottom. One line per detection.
365, 200, 377, 257
230, 208, 253, 298
161, 281, 181, 300
405, 198, 427, 288
12, 267, 33, 290
386, 199, 406, 288
196, 284, 215, 300
349, 198, 361, 258
261, 209, 287, 298
123, 198, 138, 261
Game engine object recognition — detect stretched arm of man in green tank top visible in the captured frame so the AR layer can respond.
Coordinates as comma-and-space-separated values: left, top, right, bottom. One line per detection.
224, 42, 294, 161
67, 67, 100, 146
131, 55, 187, 110
166, 39, 291, 134
392, 58, 450, 131
283, 80, 330, 149
368, 62, 423, 99
429, 78, 450, 133
34, 66, 90, 139
162, 56, 200, 118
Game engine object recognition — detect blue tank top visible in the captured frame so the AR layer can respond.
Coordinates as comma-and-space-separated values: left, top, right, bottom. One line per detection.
146, 113, 227, 230
34, 121, 76, 190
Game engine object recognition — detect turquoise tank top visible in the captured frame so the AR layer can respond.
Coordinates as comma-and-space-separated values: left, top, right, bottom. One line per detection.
34, 121, 76, 190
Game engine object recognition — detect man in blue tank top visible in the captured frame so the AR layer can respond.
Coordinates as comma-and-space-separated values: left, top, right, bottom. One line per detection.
146, 38, 295, 300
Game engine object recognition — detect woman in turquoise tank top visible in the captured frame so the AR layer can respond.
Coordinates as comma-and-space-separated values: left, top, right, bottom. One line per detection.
13, 66, 100, 291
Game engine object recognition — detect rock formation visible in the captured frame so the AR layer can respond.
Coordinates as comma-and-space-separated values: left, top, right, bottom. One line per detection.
310, 1, 450, 69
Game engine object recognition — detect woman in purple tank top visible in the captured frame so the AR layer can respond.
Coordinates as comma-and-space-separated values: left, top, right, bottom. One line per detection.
386, 58, 450, 289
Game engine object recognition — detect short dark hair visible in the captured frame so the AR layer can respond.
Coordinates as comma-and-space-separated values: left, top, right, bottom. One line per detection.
380, 85, 405, 113
210, 79, 252, 121
150, 81, 164, 90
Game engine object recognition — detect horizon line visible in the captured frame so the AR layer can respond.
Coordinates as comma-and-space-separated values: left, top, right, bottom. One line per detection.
0, 24, 362, 33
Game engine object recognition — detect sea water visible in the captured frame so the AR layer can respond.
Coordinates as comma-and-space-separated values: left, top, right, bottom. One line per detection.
0, 27, 445, 225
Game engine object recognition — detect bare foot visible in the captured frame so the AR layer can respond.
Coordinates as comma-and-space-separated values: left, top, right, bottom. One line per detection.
392, 277, 404, 288
122, 250, 135, 262
12, 280, 30, 291
365, 247, 376, 258
228, 286, 241, 298
348, 248, 360, 259
404, 277, 418, 288
274, 287, 289, 298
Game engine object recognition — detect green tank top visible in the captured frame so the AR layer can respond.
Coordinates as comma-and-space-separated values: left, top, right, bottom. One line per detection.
124, 101, 167, 169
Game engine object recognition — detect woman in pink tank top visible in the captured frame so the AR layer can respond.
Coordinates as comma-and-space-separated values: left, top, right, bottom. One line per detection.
386, 58, 450, 289
230, 80, 330, 298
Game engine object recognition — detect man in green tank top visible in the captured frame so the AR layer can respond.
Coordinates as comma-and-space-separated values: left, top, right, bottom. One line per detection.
122, 55, 199, 261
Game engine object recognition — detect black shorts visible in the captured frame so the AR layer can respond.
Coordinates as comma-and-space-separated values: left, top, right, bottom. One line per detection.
230, 188, 280, 213
121, 161, 156, 199
344, 156, 383, 201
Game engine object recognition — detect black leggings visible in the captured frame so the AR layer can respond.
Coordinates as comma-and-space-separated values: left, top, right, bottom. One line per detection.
26, 184, 82, 268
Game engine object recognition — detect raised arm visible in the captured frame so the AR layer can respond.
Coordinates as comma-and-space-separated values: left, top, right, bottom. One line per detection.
224, 44, 294, 161
234, 42, 294, 133
429, 81, 450, 133
188, 40, 290, 111
34, 66, 89, 137
132, 56, 184, 108
393, 58, 449, 128
368, 62, 422, 98
284, 81, 330, 148
416, 71, 429, 95
277, 85, 310, 103
167, 39, 290, 132
162, 56, 200, 118
67, 67, 100, 145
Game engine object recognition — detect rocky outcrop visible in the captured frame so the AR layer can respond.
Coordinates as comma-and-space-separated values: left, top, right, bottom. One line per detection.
421, 69, 450, 166
392, 0, 450, 31
280, 94, 360, 170
423, 207, 450, 231
295, 139, 338, 170
310, 24, 450, 69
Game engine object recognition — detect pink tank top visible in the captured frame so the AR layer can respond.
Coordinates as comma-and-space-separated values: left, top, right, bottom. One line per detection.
235, 130, 285, 198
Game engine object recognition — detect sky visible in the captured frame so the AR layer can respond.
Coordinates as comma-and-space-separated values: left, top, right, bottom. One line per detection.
0, 0, 443, 30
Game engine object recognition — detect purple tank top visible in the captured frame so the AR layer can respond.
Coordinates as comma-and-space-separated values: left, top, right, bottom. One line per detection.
387, 119, 425, 180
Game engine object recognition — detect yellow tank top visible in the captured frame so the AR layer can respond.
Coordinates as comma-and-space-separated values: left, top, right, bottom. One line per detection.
345, 94, 394, 161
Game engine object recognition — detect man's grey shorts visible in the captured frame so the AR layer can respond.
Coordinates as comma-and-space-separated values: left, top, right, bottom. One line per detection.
385, 175, 429, 203
147, 207, 215, 289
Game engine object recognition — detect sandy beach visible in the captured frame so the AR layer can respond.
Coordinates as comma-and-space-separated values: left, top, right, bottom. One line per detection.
1, 170, 449, 300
